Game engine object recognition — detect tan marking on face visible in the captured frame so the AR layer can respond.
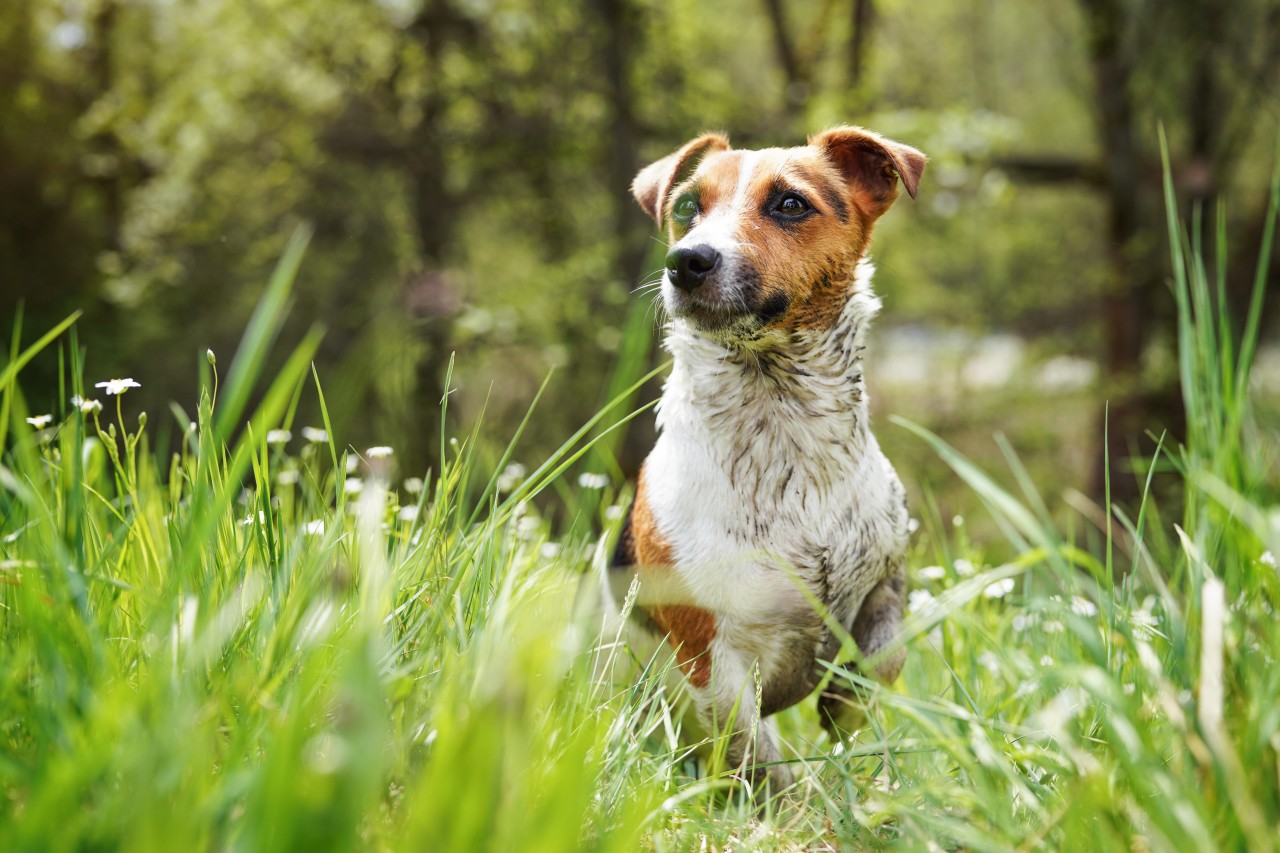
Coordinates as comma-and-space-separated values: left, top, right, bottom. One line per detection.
749, 151, 874, 332
667, 148, 880, 333
664, 150, 742, 227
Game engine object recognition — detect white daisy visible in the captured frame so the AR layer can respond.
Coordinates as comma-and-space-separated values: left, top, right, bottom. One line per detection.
302, 426, 328, 443
403, 477, 424, 494
907, 588, 936, 614
918, 565, 947, 581
497, 463, 527, 493
302, 520, 326, 535
397, 505, 419, 522
26, 414, 53, 428
344, 477, 363, 495
266, 429, 291, 445
1070, 596, 1098, 617
577, 472, 609, 490
1130, 608, 1158, 639
983, 578, 1015, 599
94, 378, 141, 395
366, 446, 394, 459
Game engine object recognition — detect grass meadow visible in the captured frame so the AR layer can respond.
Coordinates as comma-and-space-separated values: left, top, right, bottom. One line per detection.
2, 159, 1278, 852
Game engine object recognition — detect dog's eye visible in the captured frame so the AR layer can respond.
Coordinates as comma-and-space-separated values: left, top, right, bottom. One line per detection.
672, 196, 699, 222
773, 193, 810, 217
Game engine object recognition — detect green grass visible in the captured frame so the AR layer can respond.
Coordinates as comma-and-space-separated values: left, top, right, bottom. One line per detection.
2, 163, 1278, 851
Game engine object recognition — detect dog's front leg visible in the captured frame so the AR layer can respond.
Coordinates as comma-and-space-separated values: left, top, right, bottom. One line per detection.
818, 563, 906, 736
693, 647, 794, 793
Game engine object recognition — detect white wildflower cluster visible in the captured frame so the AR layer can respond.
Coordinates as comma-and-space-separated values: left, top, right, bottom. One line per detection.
366, 446, 393, 459
302, 520, 326, 536
397, 505, 419, 522
604, 505, 625, 521
977, 651, 1001, 674
403, 477, 424, 494
344, 477, 363, 496
266, 429, 291, 445
276, 469, 300, 486
1261, 551, 1277, 568
26, 414, 53, 429
954, 558, 976, 577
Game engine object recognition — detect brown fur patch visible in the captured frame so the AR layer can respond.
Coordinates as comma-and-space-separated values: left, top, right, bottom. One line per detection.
629, 464, 674, 566
629, 467, 716, 688
649, 604, 716, 688
734, 152, 871, 332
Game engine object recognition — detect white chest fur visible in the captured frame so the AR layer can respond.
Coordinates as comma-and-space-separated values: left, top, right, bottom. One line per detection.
643, 263, 910, 644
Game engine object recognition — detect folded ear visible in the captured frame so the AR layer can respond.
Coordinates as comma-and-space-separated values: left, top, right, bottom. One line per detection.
631, 133, 731, 224
809, 126, 926, 218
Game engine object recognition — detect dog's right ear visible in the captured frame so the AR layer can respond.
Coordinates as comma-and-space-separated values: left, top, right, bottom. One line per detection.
631, 133, 731, 224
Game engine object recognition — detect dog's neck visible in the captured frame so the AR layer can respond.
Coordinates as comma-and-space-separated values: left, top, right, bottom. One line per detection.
656, 261, 881, 492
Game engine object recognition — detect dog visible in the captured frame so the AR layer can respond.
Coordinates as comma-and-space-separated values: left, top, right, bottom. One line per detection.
602, 126, 925, 791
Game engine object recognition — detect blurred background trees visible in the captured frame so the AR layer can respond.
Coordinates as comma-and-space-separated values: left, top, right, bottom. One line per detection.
3, 0, 1278, 518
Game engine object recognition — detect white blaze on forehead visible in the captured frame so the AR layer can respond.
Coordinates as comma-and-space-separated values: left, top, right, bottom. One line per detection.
730, 149, 764, 209
676, 150, 765, 256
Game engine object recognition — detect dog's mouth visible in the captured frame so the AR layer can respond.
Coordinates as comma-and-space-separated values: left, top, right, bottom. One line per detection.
665, 276, 783, 337
670, 295, 744, 331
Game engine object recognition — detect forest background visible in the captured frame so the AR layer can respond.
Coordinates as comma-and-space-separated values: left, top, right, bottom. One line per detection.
4, 0, 1280, 525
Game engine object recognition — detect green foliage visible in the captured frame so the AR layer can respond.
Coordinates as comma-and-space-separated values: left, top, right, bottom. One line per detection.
2, 160, 1279, 850
6, 0, 1277, 480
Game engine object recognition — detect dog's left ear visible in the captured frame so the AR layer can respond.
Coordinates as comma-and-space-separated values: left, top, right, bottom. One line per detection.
810, 126, 926, 218
632, 133, 731, 224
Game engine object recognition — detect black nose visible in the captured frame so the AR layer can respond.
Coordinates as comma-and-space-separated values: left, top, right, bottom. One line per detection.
665, 245, 721, 291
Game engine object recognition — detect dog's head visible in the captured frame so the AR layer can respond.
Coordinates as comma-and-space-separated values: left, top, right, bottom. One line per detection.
632, 127, 925, 342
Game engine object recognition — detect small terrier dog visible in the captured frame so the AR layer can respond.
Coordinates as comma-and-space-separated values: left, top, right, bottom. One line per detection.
604, 127, 925, 789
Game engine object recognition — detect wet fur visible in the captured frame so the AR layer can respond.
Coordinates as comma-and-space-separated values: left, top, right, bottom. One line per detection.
603, 128, 924, 790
